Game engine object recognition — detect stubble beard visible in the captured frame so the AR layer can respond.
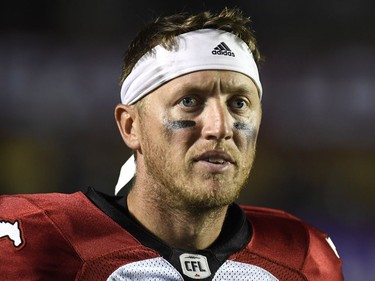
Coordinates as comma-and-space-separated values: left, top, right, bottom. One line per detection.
141, 135, 255, 211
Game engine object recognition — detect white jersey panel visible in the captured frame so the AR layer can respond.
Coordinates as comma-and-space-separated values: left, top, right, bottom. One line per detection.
107, 257, 278, 281
107, 257, 183, 281
213, 260, 278, 281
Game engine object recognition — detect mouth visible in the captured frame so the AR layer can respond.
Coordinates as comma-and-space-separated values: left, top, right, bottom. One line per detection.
193, 151, 235, 168
205, 158, 227, 164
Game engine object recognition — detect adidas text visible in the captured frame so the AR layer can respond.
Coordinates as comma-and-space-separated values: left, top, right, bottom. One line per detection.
212, 42, 235, 57
212, 50, 235, 57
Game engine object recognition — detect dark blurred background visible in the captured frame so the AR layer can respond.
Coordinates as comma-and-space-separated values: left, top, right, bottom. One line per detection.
1, 0, 374, 279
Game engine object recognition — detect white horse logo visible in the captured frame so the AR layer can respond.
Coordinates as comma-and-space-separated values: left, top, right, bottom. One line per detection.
0, 220, 23, 247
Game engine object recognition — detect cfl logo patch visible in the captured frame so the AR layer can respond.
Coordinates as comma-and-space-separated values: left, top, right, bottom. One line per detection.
179, 253, 211, 279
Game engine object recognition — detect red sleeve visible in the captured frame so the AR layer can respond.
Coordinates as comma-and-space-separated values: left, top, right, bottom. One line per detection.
302, 224, 344, 280
241, 205, 344, 280
0, 194, 82, 281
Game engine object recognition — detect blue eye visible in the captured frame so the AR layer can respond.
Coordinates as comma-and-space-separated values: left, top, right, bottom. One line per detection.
180, 97, 197, 107
231, 98, 247, 109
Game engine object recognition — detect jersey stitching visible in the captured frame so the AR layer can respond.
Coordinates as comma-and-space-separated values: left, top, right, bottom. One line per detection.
16, 195, 86, 278
299, 223, 311, 274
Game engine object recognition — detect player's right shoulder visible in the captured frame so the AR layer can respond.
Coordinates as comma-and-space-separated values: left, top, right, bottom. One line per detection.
0, 192, 85, 280
0, 192, 83, 218
0, 192, 86, 249
0, 191, 94, 245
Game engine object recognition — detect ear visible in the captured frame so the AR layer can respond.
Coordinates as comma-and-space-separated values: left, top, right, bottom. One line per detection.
115, 104, 141, 150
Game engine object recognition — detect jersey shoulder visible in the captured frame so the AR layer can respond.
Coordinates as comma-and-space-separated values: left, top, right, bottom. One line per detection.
0, 191, 157, 280
238, 205, 344, 280
1, 191, 145, 255
1, 191, 90, 218
0, 192, 86, 280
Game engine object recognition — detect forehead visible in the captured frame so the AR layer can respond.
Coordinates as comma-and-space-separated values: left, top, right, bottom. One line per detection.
150, 70, 259, 98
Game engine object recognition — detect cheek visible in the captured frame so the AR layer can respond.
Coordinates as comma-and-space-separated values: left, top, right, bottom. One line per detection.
233, 122, 259, 144
161, 123, 198, 163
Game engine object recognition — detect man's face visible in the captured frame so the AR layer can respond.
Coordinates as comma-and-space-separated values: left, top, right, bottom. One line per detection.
136, 70, 262, 209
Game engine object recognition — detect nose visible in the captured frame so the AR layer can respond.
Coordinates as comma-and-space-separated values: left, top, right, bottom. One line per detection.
201, 99, 233, 141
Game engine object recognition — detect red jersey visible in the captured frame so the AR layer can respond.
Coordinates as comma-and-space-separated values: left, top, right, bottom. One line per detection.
0, 188, 343, 280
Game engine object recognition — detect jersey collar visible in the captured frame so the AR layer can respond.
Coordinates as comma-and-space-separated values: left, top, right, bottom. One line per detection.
85, 187, 252, 278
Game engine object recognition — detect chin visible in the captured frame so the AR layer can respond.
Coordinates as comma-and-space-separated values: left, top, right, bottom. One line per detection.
189, 195, 239, 210
185, 183, 242, 209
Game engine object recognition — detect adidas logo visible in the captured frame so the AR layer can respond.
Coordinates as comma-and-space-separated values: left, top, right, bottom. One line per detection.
212, 42, 235, 57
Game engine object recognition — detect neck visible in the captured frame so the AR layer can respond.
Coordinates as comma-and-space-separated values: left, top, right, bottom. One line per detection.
127, 186, 228, 250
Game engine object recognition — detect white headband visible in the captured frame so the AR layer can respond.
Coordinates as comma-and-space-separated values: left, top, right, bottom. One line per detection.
121, 28, 262, 104
115, 28, 262, 194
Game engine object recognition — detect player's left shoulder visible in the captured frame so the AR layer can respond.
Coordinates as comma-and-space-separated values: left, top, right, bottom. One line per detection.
241, 205, 313, 258
241, 205, 344, 280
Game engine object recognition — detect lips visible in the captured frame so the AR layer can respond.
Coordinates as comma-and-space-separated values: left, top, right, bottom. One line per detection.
206, 157, 226, 164
194, 151, 235, 165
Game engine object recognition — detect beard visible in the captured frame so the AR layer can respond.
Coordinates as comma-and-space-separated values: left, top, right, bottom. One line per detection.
140, 131, 255, 211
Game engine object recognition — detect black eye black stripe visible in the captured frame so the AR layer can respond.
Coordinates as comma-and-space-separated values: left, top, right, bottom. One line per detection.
165, 120, 196, 129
